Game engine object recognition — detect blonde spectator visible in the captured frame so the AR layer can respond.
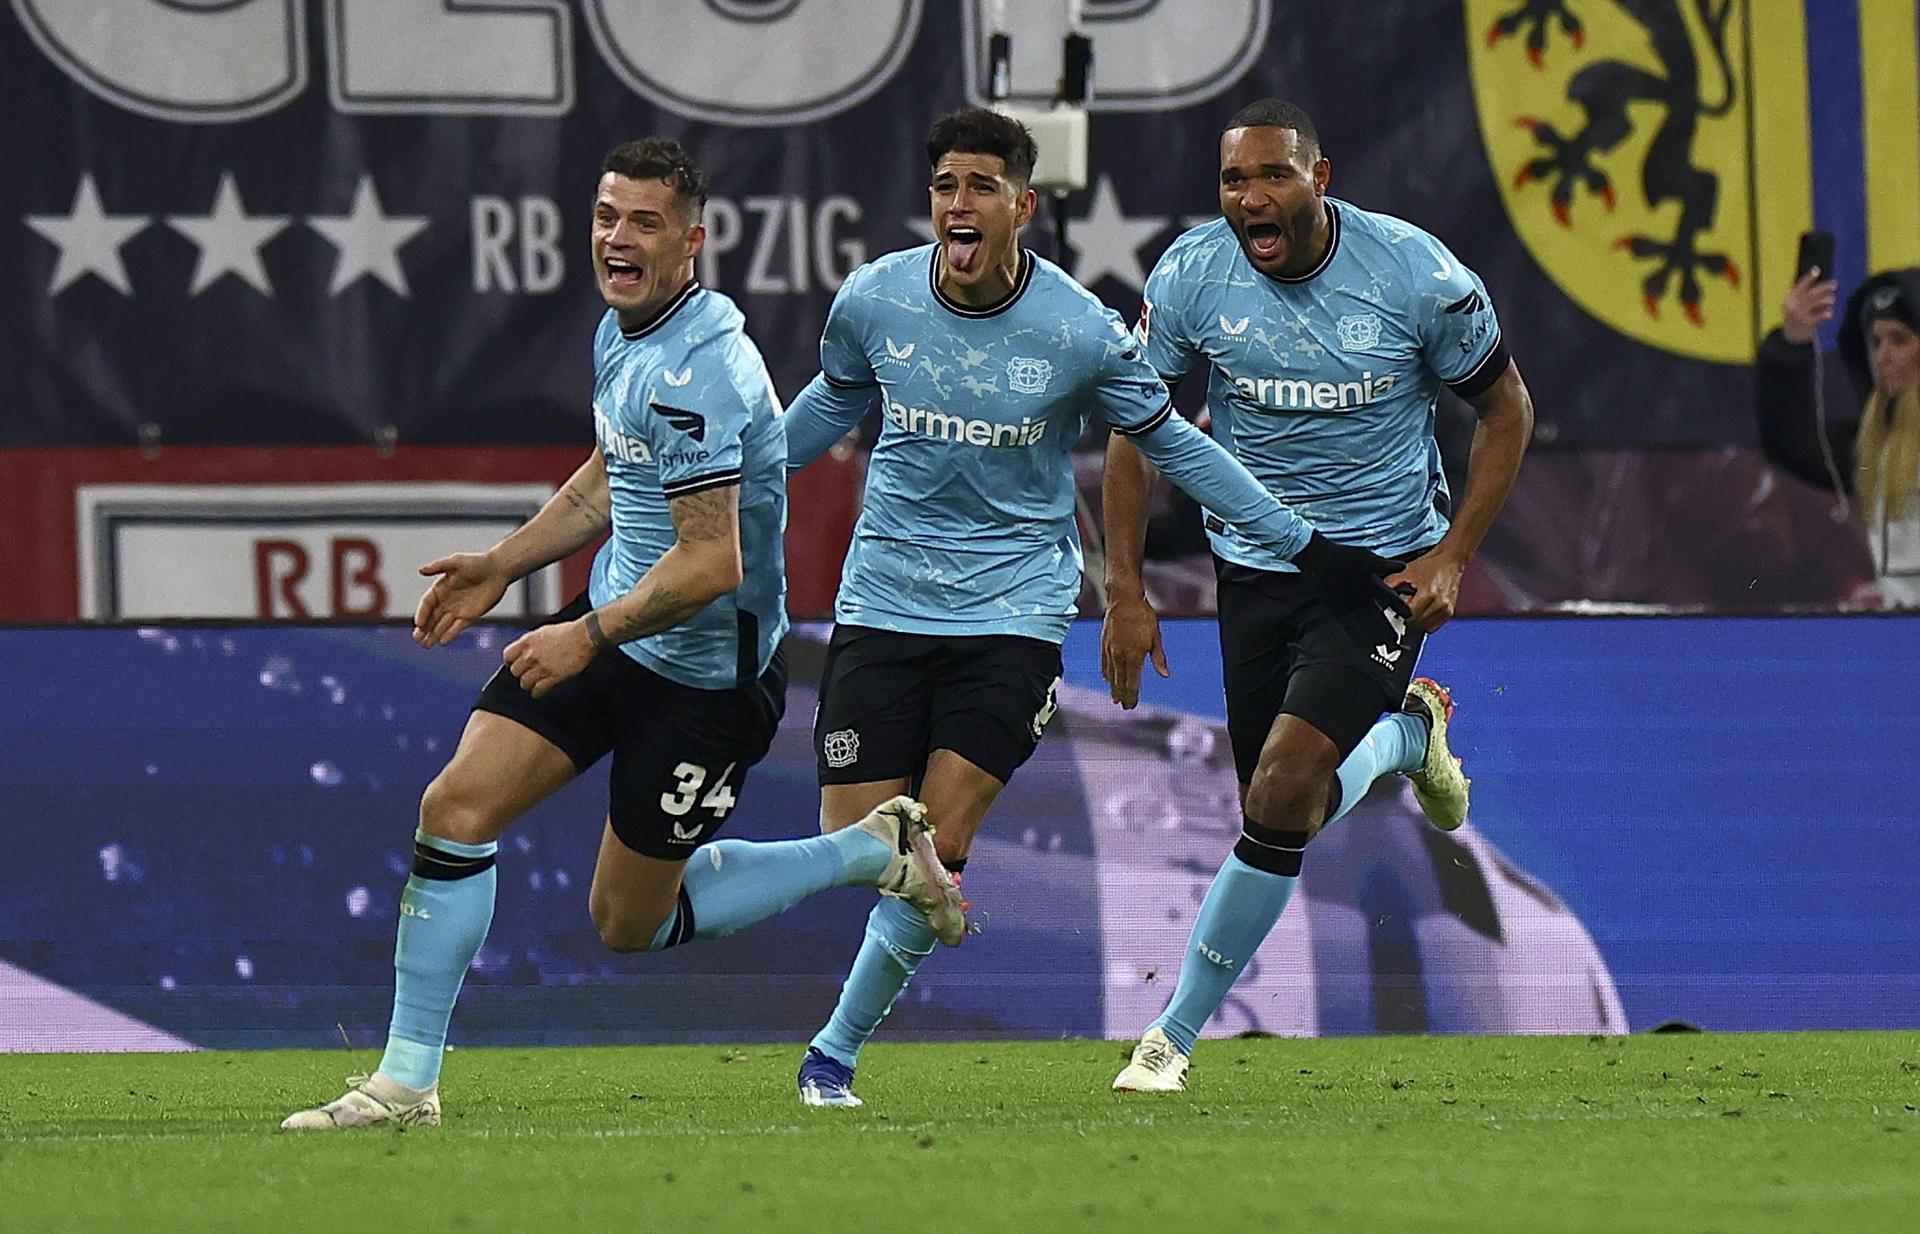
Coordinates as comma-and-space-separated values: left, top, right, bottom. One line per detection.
1753, 267, 1920, 607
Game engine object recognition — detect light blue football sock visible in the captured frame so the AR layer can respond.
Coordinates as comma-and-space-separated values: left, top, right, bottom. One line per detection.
1326, 710, 1428, 826
1150, 853, 1296, 1056
809, 896, 937, 1067
660, 828, 893, 945
379, 830, 498, 1090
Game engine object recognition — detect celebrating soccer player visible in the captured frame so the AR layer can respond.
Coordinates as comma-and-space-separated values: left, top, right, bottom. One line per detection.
780, 107, 1406, 1108
282, 139, 958, 1130
1105, 99, 1534, 1093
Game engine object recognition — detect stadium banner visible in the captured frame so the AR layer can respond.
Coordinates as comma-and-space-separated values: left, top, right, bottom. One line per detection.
2, 616, 1913, 1052
9, 0, 1884, 457
75, 482, 562, 620
0, 445, 860, 620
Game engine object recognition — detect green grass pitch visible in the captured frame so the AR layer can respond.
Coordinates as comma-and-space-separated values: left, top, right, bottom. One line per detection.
2, 1033, 1916, 1233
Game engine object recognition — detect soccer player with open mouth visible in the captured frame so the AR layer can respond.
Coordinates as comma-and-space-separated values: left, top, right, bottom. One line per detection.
280, 139, 959, 1131
779, 106, 1408, 1109
1104, 99, 1535, 1094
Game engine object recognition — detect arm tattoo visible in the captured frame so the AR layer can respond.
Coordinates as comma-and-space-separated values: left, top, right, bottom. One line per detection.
598, 485, 742, 645
560, 478, 610, 530
668, 484, 739, 543
603, 581, 700, 644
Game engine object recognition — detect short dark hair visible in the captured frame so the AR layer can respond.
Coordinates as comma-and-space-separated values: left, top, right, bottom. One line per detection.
1224, 98, 1322, 158
925, 107, 1037, 184
600, 137, 707, 220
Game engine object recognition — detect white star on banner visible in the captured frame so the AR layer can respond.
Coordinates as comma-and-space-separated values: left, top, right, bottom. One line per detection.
306, 175, 429, 297
1065, 176, 1170, 294
166, 173, 290, 295
24, 174, 151, 296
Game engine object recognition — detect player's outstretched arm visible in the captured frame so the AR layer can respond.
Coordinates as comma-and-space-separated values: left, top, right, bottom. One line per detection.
783, 374, 877, 473
414, 448, 612, 648
784, 268, 879, 472
502, 483, 743, 699
1123, 410, 1407, 612
1119, 407, 1318, 561
1383, 361, 1534, 632
1099, 434, 1169, 710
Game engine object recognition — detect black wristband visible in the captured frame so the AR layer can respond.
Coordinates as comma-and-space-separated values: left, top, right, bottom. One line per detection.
585, 609, 610, 650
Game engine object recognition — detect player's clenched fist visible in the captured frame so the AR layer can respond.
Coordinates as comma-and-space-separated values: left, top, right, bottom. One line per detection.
503, 620, 596, 699
1385, 548, 1465, 633
413, 552, 510, 648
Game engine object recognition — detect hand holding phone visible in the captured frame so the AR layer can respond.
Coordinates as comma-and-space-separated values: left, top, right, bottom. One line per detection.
1795, 230, 1835, 281
1784, 230, 1838, 343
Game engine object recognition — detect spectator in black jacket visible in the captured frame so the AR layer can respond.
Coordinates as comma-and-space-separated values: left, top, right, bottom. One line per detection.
1753, 265, 1920, 608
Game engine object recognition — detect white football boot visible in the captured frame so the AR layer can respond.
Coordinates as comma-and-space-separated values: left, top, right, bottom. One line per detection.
280, 1073, 440, 1130
1112, 1027, 1191, 1093
1404, 677, 1470, 831
856, 795, 969, 947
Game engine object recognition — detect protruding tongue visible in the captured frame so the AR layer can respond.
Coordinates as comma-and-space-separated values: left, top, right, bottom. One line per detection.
946, 233, 982, 273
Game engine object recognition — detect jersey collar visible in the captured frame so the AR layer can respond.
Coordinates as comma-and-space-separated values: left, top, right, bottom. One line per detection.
618, 279, 701, 340
1265, 201, 1341, 285
928, 247, 1035, 319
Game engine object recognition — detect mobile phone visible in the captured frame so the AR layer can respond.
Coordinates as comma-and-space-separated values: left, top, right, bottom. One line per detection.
1796, 230, 1835, 280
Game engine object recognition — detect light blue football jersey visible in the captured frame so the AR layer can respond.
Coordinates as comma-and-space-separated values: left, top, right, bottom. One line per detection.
782, 247, 1182, 642
1140, 200, 1507, 572
587, 281, 789, 689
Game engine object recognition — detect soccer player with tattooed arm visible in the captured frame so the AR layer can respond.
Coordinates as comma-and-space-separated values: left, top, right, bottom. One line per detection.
1105, 99, 1535, 1093
282, 138, 955, 1131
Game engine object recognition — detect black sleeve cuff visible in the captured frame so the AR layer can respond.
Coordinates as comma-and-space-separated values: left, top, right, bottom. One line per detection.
822, 371, 877, 391
1445, 333, 1511, 400
1112, 399, 1175, 437
662, 468, 743, 499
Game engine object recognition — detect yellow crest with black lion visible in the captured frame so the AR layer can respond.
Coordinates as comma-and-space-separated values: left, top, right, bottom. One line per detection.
1466, 0, 1786, 364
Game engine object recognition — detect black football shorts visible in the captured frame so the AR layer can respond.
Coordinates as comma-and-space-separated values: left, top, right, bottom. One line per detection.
474, 593, 787, 858
1213, 557, 1426, 783
811, 624, 1062, 786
